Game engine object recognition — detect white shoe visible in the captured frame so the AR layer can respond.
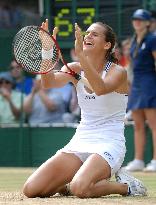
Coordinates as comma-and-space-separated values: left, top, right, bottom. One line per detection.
143, 160, 156, 172
124, 159, 145, 171
115, 169, 147, 196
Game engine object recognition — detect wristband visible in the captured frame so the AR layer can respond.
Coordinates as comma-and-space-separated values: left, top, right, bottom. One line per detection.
42, 48, 53, 60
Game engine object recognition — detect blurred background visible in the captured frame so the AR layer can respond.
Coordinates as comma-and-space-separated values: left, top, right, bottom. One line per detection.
0, 0, 156, 69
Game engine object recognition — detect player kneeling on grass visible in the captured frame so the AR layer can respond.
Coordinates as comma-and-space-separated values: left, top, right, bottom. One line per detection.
23, 19, 147, 198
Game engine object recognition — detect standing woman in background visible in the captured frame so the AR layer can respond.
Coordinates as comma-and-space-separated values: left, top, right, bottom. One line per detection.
125, 9, 156, 172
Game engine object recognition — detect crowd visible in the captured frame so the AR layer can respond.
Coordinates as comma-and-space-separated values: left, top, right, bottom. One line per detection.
0, 2, 22, 29
0, 59, 80, 125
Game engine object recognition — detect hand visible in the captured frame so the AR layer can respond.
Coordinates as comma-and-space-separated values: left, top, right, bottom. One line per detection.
75, 23, 84, 57
52, 26, 59, 39
39, 19, 52, 50
39, 19, 59, 50
41, 19, 49, 32
0, 88, 11, 101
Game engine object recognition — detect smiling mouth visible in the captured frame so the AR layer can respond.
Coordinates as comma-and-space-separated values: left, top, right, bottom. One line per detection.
83, 41, 94, 48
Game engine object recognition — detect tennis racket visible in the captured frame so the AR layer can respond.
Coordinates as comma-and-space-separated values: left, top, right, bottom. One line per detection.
12, 25, 92, 90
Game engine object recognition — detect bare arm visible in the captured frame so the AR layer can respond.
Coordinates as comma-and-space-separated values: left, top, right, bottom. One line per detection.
38, 90, 57, 111
23, 92, 35, 114
0, 88, 21, 119
75, 24, 128, 95
40, 19, 80, 89
8, 99, 21, 118
152, 51, 156, 70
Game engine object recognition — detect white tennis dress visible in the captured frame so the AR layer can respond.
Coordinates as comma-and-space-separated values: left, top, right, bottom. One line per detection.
59, 63, 127, 175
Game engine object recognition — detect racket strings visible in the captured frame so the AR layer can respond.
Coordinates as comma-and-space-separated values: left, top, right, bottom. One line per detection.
41, 32, 59, 65
13, 26, 59, 74
14, 26, 42, 72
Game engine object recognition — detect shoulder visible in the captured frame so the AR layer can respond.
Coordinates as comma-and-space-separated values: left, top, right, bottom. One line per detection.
145, 33, 156, 51
146, 33, 156, 43
108, 63, 127, 76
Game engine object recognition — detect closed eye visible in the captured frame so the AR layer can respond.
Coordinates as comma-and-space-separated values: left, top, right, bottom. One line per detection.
84, 31, 100, 37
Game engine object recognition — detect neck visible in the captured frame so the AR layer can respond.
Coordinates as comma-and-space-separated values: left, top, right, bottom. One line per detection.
136, 29, 148, 43
86, 53, 107, 73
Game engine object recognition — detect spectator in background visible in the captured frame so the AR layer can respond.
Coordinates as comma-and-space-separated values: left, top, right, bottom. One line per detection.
114, 42, 122, 65
0, 2, 10, 28
9, 4, 22, 28
121, 37, 133, 122
0, 2, 22, 29
23, 75, 66, 125
62, 85, 80, 123
55, 83, 73, 112
120, 38, 131, 69
0, 72, 24, 123
69, 86, 80, 121
125, 9, 156, 172
9, 60, 33, 95
150, 10, 156, 34
55, 48, 80, 123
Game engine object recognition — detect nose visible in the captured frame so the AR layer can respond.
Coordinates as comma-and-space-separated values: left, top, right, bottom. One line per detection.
84, 33, 92, 41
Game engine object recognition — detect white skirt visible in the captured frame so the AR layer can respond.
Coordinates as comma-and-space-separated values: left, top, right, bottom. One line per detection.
58, 125, 126, 176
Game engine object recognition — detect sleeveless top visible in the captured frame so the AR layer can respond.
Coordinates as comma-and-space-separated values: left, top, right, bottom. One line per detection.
76, 63, 127, 133
62, 63, 127, 153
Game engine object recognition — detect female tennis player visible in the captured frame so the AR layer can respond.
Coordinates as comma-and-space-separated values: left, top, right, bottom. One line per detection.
23, 19, 147, 198
125, 9, 156, 172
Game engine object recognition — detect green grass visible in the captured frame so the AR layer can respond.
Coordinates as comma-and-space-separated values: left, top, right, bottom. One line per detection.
0, 168, 156, 194
0, 168, 156, 205
0, 167, 35, 192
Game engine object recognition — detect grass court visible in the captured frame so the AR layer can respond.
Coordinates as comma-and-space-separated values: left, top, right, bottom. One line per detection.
0, 167, 156, 205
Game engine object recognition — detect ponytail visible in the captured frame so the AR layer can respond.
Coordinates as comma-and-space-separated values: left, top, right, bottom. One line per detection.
108, 52, 118, 64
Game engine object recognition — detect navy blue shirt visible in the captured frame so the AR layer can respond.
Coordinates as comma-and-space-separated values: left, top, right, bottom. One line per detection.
15, 77, 33, 95
128, 32, 156, 110
130, 33, 156, 75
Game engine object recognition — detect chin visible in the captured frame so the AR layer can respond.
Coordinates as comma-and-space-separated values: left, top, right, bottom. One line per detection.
83, 46, 94, 54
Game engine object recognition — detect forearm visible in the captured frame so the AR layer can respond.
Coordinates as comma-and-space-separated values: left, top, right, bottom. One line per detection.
8, 99, 21, 119
78, 53, 106, 95
39, 91, 56, 111
23, 93, 35, 113
41, 71, 55, 89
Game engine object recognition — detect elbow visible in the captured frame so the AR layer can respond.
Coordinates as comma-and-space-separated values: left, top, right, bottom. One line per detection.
41, 83, 52, 90
41, 79, 53, 90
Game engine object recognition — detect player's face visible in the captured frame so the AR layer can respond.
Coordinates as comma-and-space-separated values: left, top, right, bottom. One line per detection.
83, 24, 110, 53
132, 19, 150, 32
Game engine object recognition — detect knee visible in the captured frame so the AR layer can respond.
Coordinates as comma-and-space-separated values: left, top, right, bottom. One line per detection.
23, 181, 37, 198
134, 121, 145, 130
70, 179, 89, 198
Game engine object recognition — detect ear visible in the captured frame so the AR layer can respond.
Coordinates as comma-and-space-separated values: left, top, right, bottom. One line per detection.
104, 42, 111, 50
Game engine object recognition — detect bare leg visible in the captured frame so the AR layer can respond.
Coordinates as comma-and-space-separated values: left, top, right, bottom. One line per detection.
23, 152, 82, 197
132, 110, 146, 160
145, 108, 156, 159
69, 154, 128, 198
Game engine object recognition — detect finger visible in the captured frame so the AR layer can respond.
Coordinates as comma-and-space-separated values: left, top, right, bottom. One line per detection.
45, 19, 49, 30
75, 23, 81, 33
75, 23, 80, 39
41, 19, 49, 31
52, 27, 59, 39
